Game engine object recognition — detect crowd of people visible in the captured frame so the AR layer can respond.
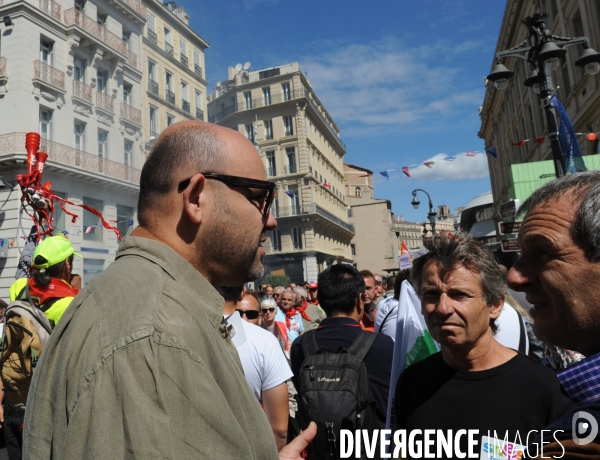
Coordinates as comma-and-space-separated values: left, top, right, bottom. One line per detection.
0, 121, 598, 460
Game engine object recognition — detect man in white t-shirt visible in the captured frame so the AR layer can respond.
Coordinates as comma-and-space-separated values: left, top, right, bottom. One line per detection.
219, 287, 292, 451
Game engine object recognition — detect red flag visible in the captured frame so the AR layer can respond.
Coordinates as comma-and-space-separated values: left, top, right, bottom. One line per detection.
535, 136, 545, 144
359, 174, 370, 177
587, 133, 598, 141
466, 151, 476, 156
322, 182, 331, 187
400, 240, 409, 255
402, 167, 410, 177
512, 140, 527, 147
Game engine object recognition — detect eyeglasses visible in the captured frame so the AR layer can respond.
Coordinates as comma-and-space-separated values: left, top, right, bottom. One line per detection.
178, 173, 276, 217
261, 308, 275, 314
237, 309, 260, 320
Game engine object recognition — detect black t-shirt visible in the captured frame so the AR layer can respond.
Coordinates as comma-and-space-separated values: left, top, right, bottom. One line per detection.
395, 352, 575, 459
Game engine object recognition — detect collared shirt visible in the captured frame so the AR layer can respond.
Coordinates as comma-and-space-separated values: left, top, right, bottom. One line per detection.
558, 351, 600, 403
24, 236, 278, 460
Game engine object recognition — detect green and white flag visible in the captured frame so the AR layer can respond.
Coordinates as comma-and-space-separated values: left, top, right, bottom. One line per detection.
386, 280, 439, 430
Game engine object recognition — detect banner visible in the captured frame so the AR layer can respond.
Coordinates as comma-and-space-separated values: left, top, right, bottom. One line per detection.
550, 95, 587, 174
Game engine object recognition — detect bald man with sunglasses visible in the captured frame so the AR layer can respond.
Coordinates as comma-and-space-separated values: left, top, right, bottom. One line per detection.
24, 122, 315, 460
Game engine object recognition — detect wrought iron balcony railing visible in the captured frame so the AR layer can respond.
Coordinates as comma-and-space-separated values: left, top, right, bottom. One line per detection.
182, 100, 190, 113
148, 79, 159, 95
180, 54, 188, 67
96, 91, 114, 112
126, 50, 137, 68
274, 203, 354, 233
118, 0, 146, 18
72, 80, 93, 102
33, 60, 65, 90
196, 107, 204, 120
120, 102, 142, 124
165, 42, 173, 56
39, 0, 61, 21
64, 9, 128, 55
284, 165, 298, 174
165, 89, 175, 104
266, 167, 277, 177
147, 28, 157, 44
194, 64, 202, 78
0, 132, 140, 184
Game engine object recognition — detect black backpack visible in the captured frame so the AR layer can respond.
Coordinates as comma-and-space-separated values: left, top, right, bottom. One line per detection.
297, 329, 379, 460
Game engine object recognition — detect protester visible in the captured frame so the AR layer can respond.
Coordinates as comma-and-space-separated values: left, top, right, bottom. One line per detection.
374, 273, 386, 305
307, 282, 319, 305
374, 270, 409, 340
264, 285, 274, 298
293, 286, 326, 332
261, 297, 288, 354
23, 121, 315, 459
291, 264, 393, 459
394, 232, 574, 458
275, 289, 305, 344
273, 286, 284, 306
219, 285, 292, 452
360, 269, 378, 330
508, 172, 600, 457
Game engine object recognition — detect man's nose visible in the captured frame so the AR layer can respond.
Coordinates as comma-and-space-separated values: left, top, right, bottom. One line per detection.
507, 257, 533, 292
436, 293, 455, 316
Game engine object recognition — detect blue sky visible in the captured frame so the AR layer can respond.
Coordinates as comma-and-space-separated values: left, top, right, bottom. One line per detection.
185, 0, 507, 222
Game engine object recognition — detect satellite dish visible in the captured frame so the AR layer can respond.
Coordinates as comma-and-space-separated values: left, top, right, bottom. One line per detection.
235, 63, 242, 71
243, 62, 251, 70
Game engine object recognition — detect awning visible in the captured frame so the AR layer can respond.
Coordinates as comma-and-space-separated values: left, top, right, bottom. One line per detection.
469, 219, 497, 238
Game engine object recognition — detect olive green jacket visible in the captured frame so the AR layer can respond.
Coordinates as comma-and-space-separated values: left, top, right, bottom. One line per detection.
24, 236, 278, 460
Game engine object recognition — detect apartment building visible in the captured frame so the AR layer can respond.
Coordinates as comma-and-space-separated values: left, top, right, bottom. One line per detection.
207, 62, 354, 283
479, 0, 600, 217
142, 0, 208, 151
0, 0, 146, 295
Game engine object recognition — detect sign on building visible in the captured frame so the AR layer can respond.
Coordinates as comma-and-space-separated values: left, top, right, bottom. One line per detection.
501, 239, 519, 252
499, 221, 522, 235
500, 200, 520, 220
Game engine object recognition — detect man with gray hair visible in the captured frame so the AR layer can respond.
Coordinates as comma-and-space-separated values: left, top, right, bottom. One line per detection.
394, 232, 573, 458
293, 286, 326, 332
508, 171, 600, 458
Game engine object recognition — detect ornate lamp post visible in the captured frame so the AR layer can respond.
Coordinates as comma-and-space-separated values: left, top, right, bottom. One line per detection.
411, 189, 437, 237
485, 13, 600, 178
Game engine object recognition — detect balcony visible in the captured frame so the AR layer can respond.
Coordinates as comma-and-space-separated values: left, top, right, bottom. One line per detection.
181, 100, 190, 113
266, 167, 277, 177
39, 0, 61, 21
0, 132, 140, 184
275, 203, 354, 233
64, 9, 128, 56
165, 89, 175, 104
147, 28, 157, 44
180, 54, 188, 67
126, 50, 137, 69
194, 64, 203, 78
72, 80, 93, 103
118, 0, 146, 18
120, 102, 142, 125
196, 107, 204, 120
278, 205, 301, 217
0, 57, 7, 96
148, 79, 159, 95
96, 91, 114, 112
33, 60, 65, 90
165, 42, 173, 56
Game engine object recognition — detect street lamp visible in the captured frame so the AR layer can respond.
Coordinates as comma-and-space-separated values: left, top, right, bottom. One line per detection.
485, 13, 600, 178
411, 189, 437, 236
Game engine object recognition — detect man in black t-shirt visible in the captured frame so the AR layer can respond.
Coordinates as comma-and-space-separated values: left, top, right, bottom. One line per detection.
394, 232, 574, 459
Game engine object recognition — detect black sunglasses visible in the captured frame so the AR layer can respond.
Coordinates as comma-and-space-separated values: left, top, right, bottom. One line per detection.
178, 173, 276, 217
261, 307, 275, 313
237, 309, 260, 320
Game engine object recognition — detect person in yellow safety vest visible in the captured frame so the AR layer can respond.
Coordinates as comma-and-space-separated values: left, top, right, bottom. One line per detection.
9, 234, 81, 327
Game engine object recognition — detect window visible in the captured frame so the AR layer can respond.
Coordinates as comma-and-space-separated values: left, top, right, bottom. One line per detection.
74, 0, 86, 11
83, 197, 103, 242
288, 186, 299, 214
351, 244, 356, 256
264, 120, 273, 140
83, 259, 104, 286
246, 124, 255, 144
40, 40, 53, 65
97, 70, 108, 93
193, 49, 202, 76
74, 58, 86, 82
124, 140, 133, 167
271, 229, 281, 251
179, 38, 188, 66
282, 82, 291, 101
195, 90, 203, 118
123, 83, 132, 104
167, 114, 175, 126
259, 68, 280, 80
292, 227, 302, 250
122, 31, 131, 50
165, 72, 174, 103
286, 147, 296, 173
98, 130, 108, 158
52, 191, 67, 232
244, 91, 252, 109
146, 13, 155, 32
39, 109, 53, 140
284, 116, 294, 136
149, 106, 158, 135
354, 186, 361, 197
263, 87, 271, 105
266, 150, 276, 176
164, 28, 172, 55
148, 60, 156, 81
117, 204, 134, 238
272, 196, 279, 218
74, 122, 85, 150
180, 80, 188, 101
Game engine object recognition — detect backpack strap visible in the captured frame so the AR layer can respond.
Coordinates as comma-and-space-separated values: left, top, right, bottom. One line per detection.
379, 304, 397, 331
25, 285, 53, 335
346, 330, 377, 362
301, 329, 321, 357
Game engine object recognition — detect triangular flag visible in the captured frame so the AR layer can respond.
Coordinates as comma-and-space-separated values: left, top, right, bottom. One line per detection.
359, 174, 370, 177
587, 133, 598, 141
380, 171, 389, 179
61, 230, 69, 236
512, 140, 527, 147
303, 185, 312, 190
466, 151, 476, 156
402, 167, 410, 177
423, 161, 434, 168
85, 226, 94, 233
285, 190, 295, 198
127, 219, 134, 226
444, 156, 456, 162
535, 136, 545, 144
322, 182, 331, 187
485, 147, 497, 158
342, 178, 347, 182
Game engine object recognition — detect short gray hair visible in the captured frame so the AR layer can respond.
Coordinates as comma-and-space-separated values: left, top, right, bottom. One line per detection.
412, 231, 505, 333
274, 286, 285, 293
281, 289, 295, 298
261, 298, 277, 309
518, 170, 600, 262
293, 287, 307, 304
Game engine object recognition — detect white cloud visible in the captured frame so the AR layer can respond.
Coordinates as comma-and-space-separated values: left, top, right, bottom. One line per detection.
407, 153, 490, 181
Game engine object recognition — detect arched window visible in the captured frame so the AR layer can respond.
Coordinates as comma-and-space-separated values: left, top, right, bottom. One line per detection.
355, 186, 361, 197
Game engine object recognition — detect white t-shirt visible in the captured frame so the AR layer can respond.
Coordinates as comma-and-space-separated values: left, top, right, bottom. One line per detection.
374, 296, 398, 341
236, 320, 293, 401
494, 302, 529, 354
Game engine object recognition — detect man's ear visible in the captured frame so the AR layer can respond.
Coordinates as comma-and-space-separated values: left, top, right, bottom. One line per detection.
356, 294, 364, 319
182, 173, 206, 225
489, 293, 505, 320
